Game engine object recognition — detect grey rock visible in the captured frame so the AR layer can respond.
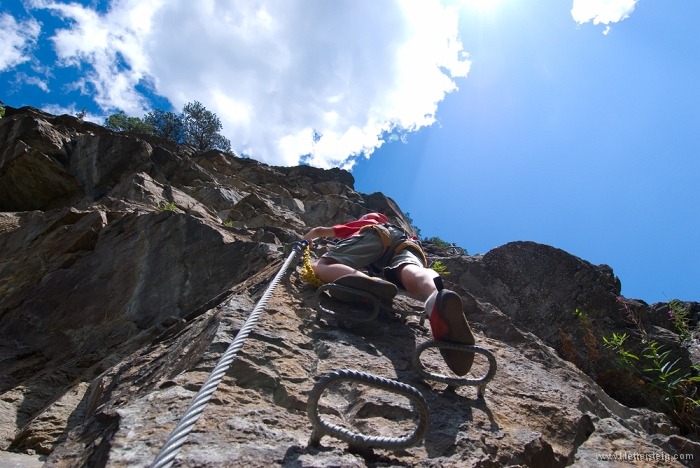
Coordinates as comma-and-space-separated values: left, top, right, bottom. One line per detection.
0, 107, 698, 467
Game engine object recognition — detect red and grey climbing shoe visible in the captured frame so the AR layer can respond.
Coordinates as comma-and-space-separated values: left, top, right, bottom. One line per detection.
428, 277, 476, 376
332, 273, 398, 302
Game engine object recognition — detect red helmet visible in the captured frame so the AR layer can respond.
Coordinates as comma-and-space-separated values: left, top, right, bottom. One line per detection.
360, 212, 388, 223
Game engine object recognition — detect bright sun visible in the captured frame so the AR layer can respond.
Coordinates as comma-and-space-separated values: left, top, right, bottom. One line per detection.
461, 0, 501, 10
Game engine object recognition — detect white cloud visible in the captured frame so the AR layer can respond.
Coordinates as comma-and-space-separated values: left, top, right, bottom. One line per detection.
571, 0, 638, 30
0, 13, 41, 72
28, 0, 469, 168
41, 103, 105, 124
13, 72, 50, 92
30, 0, 163, 113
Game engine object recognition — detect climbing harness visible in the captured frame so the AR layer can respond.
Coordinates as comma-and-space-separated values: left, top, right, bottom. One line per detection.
307, 369, 430, 450
412, 341, 497, 397
358, 223, 428, 267
150, 242, 306, 468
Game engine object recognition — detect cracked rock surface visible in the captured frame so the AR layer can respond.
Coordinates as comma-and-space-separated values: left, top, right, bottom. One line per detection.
1, 107, 698, 467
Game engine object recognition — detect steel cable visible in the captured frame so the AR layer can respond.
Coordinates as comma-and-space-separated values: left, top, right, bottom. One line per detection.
150, 243, 303, 468
307, 369, 430, 450
412, 341, 497, 397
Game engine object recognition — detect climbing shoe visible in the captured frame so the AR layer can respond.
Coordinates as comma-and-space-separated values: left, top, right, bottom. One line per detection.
331, 273, 398, 302
427, 285, 476, 376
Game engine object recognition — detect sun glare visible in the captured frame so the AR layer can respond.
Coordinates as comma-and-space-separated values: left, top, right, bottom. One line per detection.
461, 0, 501, 10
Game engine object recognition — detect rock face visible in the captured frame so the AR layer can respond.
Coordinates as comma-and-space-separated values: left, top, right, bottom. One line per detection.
0, 106, 698, 467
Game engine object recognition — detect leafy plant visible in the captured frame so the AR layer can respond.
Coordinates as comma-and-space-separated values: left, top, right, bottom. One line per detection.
668, 299, 692, 342
156, 202, 176, 211
571, 308, 600, 367
430, 260, 450, 276
76, 107, 87, 120
602, 332, 639, 366
574, 308, 590, 327
643, 340, 682, 394
224, 220, 233, 226
614, 297, 700, 434
0, 100, 5, 118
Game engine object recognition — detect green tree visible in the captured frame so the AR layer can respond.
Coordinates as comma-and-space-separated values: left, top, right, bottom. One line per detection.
0, 100, 5, 119
424, 236, 450, 249
104, 110, 154, 134
182, 101, 232, 153
404, 212, 421, 238
144, 109, 185, 142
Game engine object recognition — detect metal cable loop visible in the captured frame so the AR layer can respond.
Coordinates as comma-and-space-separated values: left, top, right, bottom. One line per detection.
307, 369, 430, 450
379, 303, 427, 326
150, 244, 303, 468
412, 341, 497, 397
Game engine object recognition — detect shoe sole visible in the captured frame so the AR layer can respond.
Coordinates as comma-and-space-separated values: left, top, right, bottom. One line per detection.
436, 290, 475, 376
331, 274, 398, 302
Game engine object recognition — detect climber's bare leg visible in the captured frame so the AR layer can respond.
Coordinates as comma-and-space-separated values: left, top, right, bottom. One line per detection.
396, 263, 439, 300
313, 257, 367, 283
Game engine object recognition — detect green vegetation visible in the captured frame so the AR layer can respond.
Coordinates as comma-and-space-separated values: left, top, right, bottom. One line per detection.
76, 107, 87, 120
430, 260, 450, 275
103, 101, 232, 153
156, 202, 176, 211
182, 101, 232, 152
144, 108, 185, 142
602, 332, 638, 366
224, 220, 233, 227
424, 236, 450, 249
603, 299, 698, 434
561, 298, 700, 435
104, 110, 154, 134
567, 307, 600, 371
403, 213, 467, 255
0, 100, 5, 118
668, 299, 692, 342
404, 212, 421, 238
643, 340, 682, 394
573, 308, 589, 326
425, 235, 467, 255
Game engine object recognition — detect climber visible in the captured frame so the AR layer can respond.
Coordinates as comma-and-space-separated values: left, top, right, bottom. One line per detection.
303, 212, 476, 376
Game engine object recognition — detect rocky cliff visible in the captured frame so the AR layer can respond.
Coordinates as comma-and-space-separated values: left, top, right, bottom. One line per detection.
1, 106, 698, 467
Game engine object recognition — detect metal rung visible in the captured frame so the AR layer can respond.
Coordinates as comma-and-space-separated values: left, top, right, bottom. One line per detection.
307, 369, 430, 450
444, 246, 465, 256
380, 304, 427, 326
313, 284, 380, 323
412, 341, 497, 397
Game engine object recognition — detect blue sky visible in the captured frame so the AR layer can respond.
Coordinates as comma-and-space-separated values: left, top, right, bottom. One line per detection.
1, 0, 698, 304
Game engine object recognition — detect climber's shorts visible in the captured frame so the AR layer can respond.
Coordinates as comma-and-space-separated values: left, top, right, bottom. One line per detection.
383, 248, 425, 288
322, 228, 424, 289
323, 229, 385, 269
